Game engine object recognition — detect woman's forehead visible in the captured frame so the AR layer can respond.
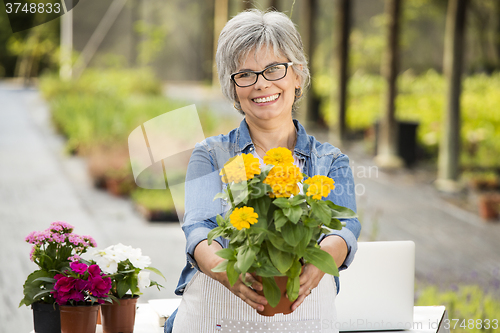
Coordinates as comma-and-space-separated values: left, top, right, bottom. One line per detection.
237, 46, 288, 70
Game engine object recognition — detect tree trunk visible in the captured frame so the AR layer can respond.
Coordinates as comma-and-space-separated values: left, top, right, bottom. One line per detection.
300, 0, 323, 128
269, 0, 280, 11
212, 0, 229, 86
437, 0, 468, 192
335, 0, 351, 143
375, 0, 403, 168
243, 0, 253, 10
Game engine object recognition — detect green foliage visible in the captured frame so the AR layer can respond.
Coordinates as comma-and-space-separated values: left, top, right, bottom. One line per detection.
130, 189, 175, 211
207, 159, 356, 308
317, 70, 500, 168
416, 285, 500, 333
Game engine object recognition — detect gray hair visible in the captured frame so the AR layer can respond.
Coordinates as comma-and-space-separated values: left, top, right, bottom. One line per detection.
216, 9, 310, 115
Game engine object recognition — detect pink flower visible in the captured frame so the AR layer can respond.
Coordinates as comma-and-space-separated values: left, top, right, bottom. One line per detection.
49, 221, 74, 233
88, 264, 103, 278
29, 246, 36, 261
70, 262, 88, 275
68, 254, 81, 262
83, 236, 97, 248
89, 275, 112, 298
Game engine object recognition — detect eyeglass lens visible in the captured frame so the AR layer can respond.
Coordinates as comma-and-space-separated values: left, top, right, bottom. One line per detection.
233, 64, 288, 87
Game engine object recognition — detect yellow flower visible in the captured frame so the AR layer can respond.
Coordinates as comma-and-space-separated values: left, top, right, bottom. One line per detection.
263, 147, 294, 166
230, 206, 259, 230
304, 175, 335, 200
220, 153, 261, 183
264, 163, 303, 198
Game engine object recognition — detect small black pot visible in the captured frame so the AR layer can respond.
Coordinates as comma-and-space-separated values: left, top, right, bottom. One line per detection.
32, 302, 60, 333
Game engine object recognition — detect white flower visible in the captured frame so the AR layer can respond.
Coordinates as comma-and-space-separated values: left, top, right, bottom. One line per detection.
95, 256, 118, 274
138, 270, 151, 290
129, 255, 151, 269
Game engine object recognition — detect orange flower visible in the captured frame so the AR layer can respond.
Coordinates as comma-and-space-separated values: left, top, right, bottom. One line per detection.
304, 175, 335, 200
264, 163, 303, 198
220, 153, 261, 183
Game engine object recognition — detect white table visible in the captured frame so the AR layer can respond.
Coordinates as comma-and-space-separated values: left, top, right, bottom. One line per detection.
341, 306, 450, 333
30, 303, 449, 333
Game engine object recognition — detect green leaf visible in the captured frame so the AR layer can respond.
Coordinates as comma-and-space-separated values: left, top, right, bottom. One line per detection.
236, 246, 256, 273
261, 277, 281, 308
19, 270, 54, 307
295, 226, 313, 257
281, 222, 305, 247
286, 275, 300, 302
326, 201, 357, 219
33, 277, 56, 284
216, 248, 236, 260
272, 197, 291, 209
324, 218, 343, 230
251, 196, 271, 228
311, 200, 331, 225
289, 194, 306, 206
216, 215, 226, 226
283, 206, 302, 224
273, 210, 288, 230
211, 260, 229, 273
226, 261, 239, 286
254, 263, 282, 277
303, 247, 339, 276
144, 266, 166, 280
117, 279, 130, 298
268, 244, 294, 274
214, 191, 229, 201
266, 234, 291, 252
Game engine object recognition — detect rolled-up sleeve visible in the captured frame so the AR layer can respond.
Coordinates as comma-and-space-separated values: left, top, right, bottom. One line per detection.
319, 153, 361, 271
181, 143, 226, 269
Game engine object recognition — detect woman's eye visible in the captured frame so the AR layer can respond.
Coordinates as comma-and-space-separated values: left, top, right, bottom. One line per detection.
237, 72, 252, 78
266, 66, 280, 73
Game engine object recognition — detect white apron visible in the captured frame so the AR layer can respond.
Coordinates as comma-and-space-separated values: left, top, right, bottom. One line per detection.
172, 271, 338, 333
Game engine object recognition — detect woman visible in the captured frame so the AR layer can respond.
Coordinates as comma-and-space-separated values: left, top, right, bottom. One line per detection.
166, 9, 361, 333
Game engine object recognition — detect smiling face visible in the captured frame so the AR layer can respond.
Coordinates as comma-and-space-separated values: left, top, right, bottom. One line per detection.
234, 47, 300, 126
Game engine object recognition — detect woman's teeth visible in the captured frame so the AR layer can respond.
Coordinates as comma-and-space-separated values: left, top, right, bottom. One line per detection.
252, 94, 279, 103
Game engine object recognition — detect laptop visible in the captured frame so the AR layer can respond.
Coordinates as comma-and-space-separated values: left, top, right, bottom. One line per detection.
335, 241, 415, 331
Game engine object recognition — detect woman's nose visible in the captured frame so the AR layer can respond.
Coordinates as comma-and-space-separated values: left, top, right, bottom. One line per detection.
253, 73, 271, 90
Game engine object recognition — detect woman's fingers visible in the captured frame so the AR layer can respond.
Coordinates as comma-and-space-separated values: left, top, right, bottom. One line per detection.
226, 278, 267, 311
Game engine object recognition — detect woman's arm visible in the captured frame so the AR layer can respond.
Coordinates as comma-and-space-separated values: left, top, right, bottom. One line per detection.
183, 142, 267, 310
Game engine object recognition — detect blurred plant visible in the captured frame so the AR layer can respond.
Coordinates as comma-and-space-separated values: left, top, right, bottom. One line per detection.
416, 284, 500, 333
135, 20, 167, 67
316, 70, 500, 169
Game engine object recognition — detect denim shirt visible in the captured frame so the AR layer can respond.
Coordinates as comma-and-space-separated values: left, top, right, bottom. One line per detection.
165, 118, 361, 332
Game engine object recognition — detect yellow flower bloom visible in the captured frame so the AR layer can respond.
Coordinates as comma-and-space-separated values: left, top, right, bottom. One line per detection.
263, 147, 294, 166
220, 153, 261, 183
264, 163, 303, 198
229, 206, 259, 230
304, 175, 335, 200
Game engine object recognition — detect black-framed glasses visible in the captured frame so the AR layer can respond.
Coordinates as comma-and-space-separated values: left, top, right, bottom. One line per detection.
230, 62, 293, 87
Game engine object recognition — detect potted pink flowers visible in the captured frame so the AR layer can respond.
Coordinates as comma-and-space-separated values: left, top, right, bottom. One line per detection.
20, 221, 98, 333
48, 261, 112, 333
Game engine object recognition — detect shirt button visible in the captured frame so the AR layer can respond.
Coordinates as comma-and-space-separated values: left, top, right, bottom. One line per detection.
249, 147, 254, 151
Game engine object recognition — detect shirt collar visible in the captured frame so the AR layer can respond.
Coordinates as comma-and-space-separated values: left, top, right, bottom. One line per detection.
236, 118, 311, 157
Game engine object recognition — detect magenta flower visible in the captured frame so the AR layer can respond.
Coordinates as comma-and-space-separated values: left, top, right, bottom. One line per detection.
88, 264, 103, 278
70, 262, 88, 275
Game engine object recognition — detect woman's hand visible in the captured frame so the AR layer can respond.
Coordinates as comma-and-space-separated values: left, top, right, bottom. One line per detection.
291, 263, 325, 311
291, 235, 348, 311
194, 240, 268, 311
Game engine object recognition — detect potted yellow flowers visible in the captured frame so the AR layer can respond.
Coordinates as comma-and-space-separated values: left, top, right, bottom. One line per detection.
207, 148, 356, 316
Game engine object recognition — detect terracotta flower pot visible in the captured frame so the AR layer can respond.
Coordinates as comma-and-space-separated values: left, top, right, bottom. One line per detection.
31, 302, 60, 333
100, 296, 139, 333
60, 304, 100, 333
255, 276, 293, 317
478, 194, 500, 221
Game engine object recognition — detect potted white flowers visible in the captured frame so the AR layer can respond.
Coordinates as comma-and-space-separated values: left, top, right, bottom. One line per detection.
82, 243, 164, 333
